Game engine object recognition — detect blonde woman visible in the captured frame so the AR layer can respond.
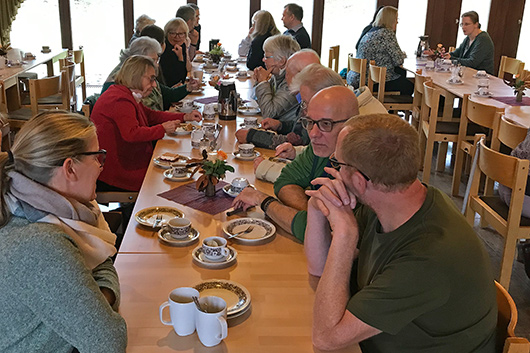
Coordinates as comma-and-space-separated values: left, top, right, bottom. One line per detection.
0, 111, 127, 352
246, 10, 280, 70
91, 55, 201, 192
159, 17, 192, 86
347, 6, 412, 95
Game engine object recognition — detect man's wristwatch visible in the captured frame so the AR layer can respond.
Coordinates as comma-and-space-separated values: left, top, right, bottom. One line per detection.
261, 196, 279, 214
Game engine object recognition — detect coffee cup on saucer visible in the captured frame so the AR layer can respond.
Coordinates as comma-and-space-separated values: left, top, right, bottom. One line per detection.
171, 163, 189, 177
202, 122, 216, 134
243, 117, 258, 128
230, 178, 249, 194
166, 217, 192, 239
203, 103, 216, 120
238, 144, 255, 157
476, 70, 487, 78
202, 236, 230, 261
181, 101, 194, 113
41, 46, 51, 53
237, 70, 247, 78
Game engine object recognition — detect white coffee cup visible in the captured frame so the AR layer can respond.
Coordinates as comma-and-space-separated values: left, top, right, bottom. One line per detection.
237, 70, 247, 77
202, 122, 216, 134
203, 103, 216, 120
196, 296, 228, 347
181, 101, 194, 113
191, 129, 204, 149
202, 236, 230, 261
166, 217, 191, 238
159, 287, 200, 336
230, 178, 249, 194
238, 143, 255, 157
192, 70, 204, 82
243, 117, 258, 127
171, 163, 189, 177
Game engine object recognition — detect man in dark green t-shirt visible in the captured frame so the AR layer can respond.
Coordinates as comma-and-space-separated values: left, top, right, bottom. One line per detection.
305, 114, 496, 352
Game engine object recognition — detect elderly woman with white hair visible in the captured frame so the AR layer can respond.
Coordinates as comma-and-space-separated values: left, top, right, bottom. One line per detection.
129, 14, 156, 46
102, 37, 198, 111
159, 18, 192, 87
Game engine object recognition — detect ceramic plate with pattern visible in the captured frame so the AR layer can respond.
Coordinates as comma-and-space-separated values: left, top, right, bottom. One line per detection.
193, 279, 250, 316
191, 245, 237, 269
232, 151, 261, 161
222, 217, 276, 244
163, 169, 193, 182
158, 227, 199, 247
134, 206, 184, 227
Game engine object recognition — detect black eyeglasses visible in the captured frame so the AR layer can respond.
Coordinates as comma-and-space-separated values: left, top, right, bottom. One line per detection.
300, 117, 349, 132
329, 156, 370, 181
75, 149, 107, 167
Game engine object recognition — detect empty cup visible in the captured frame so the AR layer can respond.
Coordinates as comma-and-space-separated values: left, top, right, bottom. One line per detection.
166, 217, 191, 238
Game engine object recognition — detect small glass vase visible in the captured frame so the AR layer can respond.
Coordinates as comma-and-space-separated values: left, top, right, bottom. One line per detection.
205, 181, 216, 197
516, 89, 524, 102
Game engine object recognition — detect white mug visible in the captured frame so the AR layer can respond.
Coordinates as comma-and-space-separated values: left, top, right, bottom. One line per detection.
192, 70, 204, 82
159, 287, 199, 336
238, 143, 255, 157
196, 296, 228, 347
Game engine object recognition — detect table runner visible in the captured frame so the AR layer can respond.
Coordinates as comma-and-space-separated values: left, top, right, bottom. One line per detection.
491, 96, 530, 107
157, 180, 234, 215
194, 96, 219, 104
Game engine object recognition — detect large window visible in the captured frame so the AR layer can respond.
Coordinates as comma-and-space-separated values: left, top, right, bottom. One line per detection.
263, 0, 313, 39
321, 0, 377, 69
456, 0, 491, 47
134, 0, 187, 35
396, 0, 428, 58
517, 2, 530, 64
70, 0, 124, 86
199, 0, 250, 56
10, 0, 61, 77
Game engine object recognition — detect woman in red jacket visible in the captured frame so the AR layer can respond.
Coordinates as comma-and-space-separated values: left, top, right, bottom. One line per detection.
91, 55, 201, 191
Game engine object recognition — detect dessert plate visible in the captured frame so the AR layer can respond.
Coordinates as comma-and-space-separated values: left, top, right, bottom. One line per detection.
222, 217, 276, 244
135, 206, 184, 227
193, 279, 250, 316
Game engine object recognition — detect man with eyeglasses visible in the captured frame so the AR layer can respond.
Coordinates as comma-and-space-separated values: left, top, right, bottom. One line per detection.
232, 86, 359, 242
305, 114, 496, 352
176, 5, 200, 60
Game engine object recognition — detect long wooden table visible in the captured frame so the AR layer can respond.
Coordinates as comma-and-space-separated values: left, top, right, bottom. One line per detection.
0, 48, 68, 113
404, 58, 530, 128
113, 67, 361, 352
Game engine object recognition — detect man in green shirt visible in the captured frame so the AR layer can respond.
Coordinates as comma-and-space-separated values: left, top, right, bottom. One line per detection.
305, 114, 497, 352
232, 86, 359, 241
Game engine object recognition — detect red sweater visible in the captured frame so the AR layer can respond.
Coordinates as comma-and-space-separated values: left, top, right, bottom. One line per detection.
91, 85, 185, 191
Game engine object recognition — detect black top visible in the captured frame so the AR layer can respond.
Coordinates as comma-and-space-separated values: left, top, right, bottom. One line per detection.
159, 39, 187, 87
194, 24, 201, 50
247, 34, 271, 70
284, 26, 311, 49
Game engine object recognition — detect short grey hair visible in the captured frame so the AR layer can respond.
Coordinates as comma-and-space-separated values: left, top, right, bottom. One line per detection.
120, 37, 161, 63
176, 5, 196, 23
290, 63, 344, 94
134, 14, 156, 34
263, 34, 301, 63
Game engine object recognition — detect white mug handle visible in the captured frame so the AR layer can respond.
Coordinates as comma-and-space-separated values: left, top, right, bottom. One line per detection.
159, 301, 172, 325
221, 247, 230, 257
216, 316, 228, 340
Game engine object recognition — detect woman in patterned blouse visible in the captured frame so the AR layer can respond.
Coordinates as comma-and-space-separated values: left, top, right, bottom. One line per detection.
347, 6, 413, 96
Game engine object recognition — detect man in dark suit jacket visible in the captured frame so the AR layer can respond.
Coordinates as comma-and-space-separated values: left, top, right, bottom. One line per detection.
282, 3, 311, 49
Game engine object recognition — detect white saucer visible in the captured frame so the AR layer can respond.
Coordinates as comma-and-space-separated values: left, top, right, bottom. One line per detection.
473, 91, 493, 98
192, 245, 237, 269
222, 184, 255, 197
238, 106, 261, 115
239, 123, 261, 129
233, 151, 261, 161
158, 227, 200, 247
446, 79, 464, 85
163, 169, 193, 181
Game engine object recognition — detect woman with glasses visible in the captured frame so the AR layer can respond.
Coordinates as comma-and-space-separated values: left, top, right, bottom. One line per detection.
0, 111, 127, 352
246, 10, 280, 70
159, 18, 192, 87
92, 55, 201, 192
101, 36, 198, 111
448, 11, 494, 75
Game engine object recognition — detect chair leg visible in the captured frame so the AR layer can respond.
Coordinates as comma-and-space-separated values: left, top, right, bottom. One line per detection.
499, 231, 518, 289
452, 144, 464, 196
436, 142, 448, 172
422, 136, 435, 185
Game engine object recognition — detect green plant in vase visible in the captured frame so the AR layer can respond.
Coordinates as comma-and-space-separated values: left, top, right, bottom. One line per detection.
505, 70, 530, 102
209, 42, 224, 63
194, 150, 233, 197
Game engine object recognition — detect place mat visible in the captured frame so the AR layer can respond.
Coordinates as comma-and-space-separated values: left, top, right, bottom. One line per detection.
194, 96, 218, 105
491, 96, 530, 106
157, 180, 234, 215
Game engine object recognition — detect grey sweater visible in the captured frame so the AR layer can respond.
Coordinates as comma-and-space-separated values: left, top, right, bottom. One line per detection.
0, 217, 127, 353
450, 31, 495, 75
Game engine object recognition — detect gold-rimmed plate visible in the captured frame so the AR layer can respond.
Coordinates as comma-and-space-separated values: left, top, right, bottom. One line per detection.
222, 217, 276, 244
134, 206, 184, 227
193, 279, 250, 316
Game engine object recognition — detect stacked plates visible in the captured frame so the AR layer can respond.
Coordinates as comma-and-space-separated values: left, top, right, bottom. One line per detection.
193, 279, 251, 320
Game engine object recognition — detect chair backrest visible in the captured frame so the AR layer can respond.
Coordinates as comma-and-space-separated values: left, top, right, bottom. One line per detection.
422, 80, 441, 111
328, 45, 340, 72
29, 74, 65, 114
462, 94, 504, 130
496, 280, 517, 351
368, 61, 386, 102
498, 116, 528, 150
61, 63, 76, 101
498, 56, 525, 79
348, 55, 367, 87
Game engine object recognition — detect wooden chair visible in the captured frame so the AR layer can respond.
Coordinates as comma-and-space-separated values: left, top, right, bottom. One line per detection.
498, 56, 525, 80
451, 94, 504, 196
498, 116, 527, 150
347, 55, 366, 87
368, 61, 414, 120
465, 139, 530, 289
96, 191, 138, 205
419, 81, 461, 184
411, 74, 429, 130
328, 45, 340, 72
0, 113, 10, 152
71, 50, 87, 101
495, 281, 530, 353
61, 63, 77, 111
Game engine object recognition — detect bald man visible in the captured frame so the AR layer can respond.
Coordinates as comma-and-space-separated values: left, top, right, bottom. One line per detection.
232, 86, 359, 242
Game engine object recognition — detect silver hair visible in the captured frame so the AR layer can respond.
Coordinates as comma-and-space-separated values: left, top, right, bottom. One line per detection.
263, 34, 301, 62
290, 63, 344, 94
119, 37, 162, 63
134, 14, 156, 34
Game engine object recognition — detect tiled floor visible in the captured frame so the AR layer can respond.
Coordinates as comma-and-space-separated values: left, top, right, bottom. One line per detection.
423, 155, 530, 339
